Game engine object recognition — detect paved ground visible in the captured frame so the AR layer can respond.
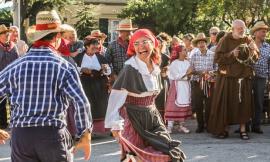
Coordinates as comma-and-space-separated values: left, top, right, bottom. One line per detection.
1, 120, 270, 162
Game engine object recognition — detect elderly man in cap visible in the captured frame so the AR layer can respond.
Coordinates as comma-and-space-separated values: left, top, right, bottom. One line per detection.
190, 33, 216, 133
250, 21, 270, 134
0, 10, 92, 162
208, 26, 220, 49
0, 24, 19, 131
105, 19, 136, 77
208, 20, 259, 140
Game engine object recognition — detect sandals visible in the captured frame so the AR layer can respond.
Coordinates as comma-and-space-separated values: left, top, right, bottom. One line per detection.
240, 132, 249, 140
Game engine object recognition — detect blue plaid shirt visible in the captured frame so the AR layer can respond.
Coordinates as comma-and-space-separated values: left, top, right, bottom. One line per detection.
0, 47, 92, 137
190, 49, 216, 81
254, 42, 270, 78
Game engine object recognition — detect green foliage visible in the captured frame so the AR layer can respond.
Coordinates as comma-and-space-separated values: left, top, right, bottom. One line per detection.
74, 4, 97, 40
119, 0, 270, 36
23, 0, 75, 25
0, 9, 12, 24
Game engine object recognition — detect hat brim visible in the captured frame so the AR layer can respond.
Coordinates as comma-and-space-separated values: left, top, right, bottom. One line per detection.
0, 29, 12, 34
116, 28, 137, 31
27, 28, 61, 42
250, 26, 269, 35
192, 38, 208, 45
91, 34, 107, 39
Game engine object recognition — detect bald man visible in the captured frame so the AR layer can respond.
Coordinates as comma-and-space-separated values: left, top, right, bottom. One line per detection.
208, 19, 259, 140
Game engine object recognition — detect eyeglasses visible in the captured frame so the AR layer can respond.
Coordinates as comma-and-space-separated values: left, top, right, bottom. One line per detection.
210, 32, 218, 35
133, 40, 153, 47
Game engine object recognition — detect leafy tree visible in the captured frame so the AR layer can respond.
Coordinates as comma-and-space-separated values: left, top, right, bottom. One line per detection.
73, 3, 98, 39
0, 9, 12, 25
119, 0, 159, 33
119, 0, 270, 36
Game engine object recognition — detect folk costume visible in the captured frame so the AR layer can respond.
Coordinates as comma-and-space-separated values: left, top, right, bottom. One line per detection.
105, 29, 186, 162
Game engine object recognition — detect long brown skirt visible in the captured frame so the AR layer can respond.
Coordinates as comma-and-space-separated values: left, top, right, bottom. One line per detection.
208, 75, 254, 135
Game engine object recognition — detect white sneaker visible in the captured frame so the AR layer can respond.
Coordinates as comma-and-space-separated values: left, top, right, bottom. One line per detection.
178, 125, 190, 134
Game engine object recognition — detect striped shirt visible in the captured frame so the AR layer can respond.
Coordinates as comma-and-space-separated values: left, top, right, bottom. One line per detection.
0, 47, 92, 137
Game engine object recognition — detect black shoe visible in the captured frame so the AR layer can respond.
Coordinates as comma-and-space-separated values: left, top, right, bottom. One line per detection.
252, 127, 263, 134
195, 127, 204, 133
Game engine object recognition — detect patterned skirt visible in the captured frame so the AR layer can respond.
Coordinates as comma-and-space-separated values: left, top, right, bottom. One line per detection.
165, 81, 192, 122
119, 107, 171, 162
118, 95, 186, 162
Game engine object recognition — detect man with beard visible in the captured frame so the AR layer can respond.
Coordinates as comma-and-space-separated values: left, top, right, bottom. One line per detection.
208, 20, 259, 140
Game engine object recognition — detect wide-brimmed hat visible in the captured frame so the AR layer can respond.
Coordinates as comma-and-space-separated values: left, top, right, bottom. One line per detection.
192, 33, 208, 45
27, 10, 61, 42
116, 19, 137, 31
0, 25, 12, 34
250, 21, 269, 35
90, 29, 107, 39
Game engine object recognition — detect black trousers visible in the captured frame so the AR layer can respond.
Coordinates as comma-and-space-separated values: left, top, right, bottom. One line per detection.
252, 77, 267, 128
0, 98, 8, 129
11, 127, 74, 162
191, 81, 214, 129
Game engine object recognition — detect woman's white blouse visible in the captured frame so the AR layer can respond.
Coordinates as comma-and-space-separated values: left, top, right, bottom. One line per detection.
105, 56, 160, 130
168, 59, 191, 106
80, 53, 111, 75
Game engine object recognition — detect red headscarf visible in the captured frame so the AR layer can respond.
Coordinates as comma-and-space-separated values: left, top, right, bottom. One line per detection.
170, 45, 184, 62
127, 29, 160, 64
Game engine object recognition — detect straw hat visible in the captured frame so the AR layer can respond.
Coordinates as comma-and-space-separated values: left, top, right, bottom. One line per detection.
0, 25, 12, 34
250, 21, 269, 35
27, 10, 61, 42
116, 19, 137, 31
192, 33, 208, 45
90, 29, 107, 39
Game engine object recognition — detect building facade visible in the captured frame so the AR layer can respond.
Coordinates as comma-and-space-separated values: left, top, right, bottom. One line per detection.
62, 0, 127, 42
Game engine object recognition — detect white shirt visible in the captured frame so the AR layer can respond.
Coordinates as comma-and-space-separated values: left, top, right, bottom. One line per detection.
104, 56, 160, 130
168, 59, 191, 106
80, 53, 111, 75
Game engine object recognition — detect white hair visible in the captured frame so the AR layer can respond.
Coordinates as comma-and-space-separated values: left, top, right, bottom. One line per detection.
232, 19, 246, 28
10, 26, 19, 31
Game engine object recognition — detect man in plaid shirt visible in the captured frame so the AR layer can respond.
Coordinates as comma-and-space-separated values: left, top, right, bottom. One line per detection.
0, 10, 92, 162
190, 33, 216, 133
251, 21, 270, 134
105, 19, 137, 76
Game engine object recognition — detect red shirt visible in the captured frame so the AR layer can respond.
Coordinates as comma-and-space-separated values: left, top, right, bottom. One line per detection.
58, 38, 71, 56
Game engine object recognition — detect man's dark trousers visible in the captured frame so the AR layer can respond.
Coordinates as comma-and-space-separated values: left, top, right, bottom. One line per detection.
0, 98, 8, 129
252, 76, 267, 129
11, 127, 74, 162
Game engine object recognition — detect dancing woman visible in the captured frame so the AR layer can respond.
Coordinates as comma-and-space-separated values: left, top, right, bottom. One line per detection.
105, 29, 186, 162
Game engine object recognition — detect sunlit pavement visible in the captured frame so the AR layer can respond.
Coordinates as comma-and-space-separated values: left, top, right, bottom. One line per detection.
1, 119, 270, 162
